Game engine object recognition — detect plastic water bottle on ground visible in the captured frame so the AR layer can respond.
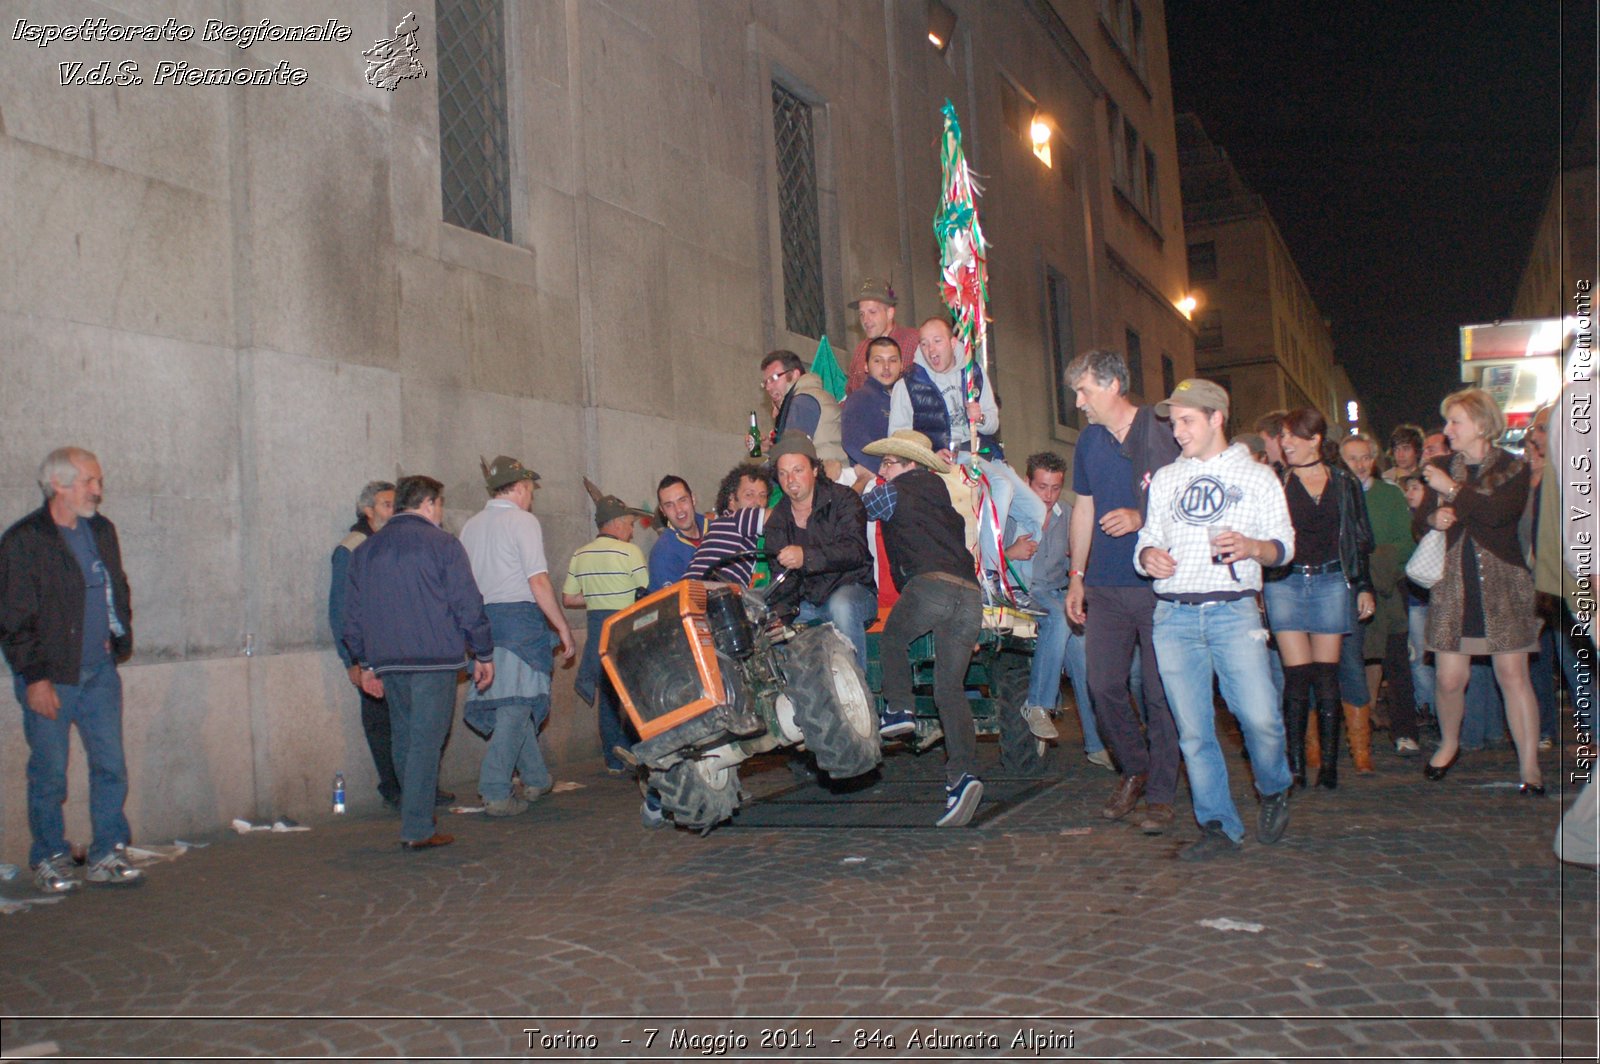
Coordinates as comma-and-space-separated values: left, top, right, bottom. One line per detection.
333, 772, 346, 814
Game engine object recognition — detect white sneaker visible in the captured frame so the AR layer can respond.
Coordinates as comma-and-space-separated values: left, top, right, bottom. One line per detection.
1021, 704, 1059, 741
33, 853, 82, 893
84, 851, 143, 887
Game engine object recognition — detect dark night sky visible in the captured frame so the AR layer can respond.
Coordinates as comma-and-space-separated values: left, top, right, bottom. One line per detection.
1165, 0, 1595, 435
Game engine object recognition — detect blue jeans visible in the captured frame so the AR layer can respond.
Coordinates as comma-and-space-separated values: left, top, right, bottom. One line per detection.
977, 459, 1047, 575
1029, 587, 1067, 709
379, 668, 457, 843
478, 603, 554, 800
480, 697, 552, 799
1408, 601, 1435, 712
1339, 590, 1369, 705
1064, 622, 1105, 755
794, 582, 877, 666
576, 609, 630, 771
16, 659, 130, 866
1153, 597, 1292, 842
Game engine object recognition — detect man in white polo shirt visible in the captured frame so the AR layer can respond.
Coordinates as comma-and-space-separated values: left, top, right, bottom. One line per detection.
459, 456, 575, 816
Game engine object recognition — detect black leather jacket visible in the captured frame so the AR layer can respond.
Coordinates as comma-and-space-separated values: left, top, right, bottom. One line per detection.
0, 506, 133, 685
1272, 463, 1375, 595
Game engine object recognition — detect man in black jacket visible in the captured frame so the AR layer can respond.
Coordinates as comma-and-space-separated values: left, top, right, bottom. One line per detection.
862, 430, 985, 827
764, 432, 876, 664
0, 447, 142, 892
343, 475, 494, 851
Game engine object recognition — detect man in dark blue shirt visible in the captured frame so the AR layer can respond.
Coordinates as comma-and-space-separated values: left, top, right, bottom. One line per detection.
1064, 350, 1182, 835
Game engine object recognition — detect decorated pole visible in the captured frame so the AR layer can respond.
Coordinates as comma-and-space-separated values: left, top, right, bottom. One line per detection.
932, 99, 990, 472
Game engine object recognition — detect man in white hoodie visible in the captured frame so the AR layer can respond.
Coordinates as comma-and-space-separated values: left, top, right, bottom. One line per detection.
1134, 379, 1296, 861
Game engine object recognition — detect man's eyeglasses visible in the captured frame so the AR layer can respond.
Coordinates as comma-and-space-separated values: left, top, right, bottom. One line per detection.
763, 369, 792, 386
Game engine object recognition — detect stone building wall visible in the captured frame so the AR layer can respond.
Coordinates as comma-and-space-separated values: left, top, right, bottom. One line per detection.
0, 0, 1192, 861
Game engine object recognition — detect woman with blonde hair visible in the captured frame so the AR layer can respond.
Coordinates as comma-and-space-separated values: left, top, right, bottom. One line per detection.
1414, 388, 1543, 793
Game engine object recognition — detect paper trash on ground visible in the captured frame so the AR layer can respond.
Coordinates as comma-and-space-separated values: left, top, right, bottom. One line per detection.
1200, 917, 1264, 933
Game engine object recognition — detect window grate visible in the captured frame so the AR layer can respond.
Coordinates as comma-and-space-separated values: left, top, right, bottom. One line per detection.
772, 83, 825, 340
437, 0, 511, 242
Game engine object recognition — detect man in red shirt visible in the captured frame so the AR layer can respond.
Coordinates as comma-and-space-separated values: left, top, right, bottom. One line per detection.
845, 278, 921, 395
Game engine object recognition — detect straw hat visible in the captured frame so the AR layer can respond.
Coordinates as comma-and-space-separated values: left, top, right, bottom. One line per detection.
862, 429, 951, 474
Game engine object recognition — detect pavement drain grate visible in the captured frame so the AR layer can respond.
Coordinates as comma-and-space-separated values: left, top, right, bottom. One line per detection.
724, 774, 1059, 829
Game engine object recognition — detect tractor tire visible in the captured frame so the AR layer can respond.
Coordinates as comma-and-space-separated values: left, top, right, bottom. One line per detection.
654, 758, 740, 833
784, 625, 881, 780
993, 651, 1047, 777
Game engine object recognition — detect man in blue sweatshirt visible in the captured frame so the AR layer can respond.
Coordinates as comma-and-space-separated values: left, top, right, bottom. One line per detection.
343, 475, 494, 851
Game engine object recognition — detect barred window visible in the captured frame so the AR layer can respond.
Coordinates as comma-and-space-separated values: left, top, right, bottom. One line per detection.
772, 83, 825, 340
437, 0, 511, 242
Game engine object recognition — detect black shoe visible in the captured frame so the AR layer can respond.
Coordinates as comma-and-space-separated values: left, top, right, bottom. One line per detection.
1423, 750, 1459, 781
1178, 821, 1241, 862
1257, 788, 1291, 845
1519, 781, 1547, 797
433, 789, 455, 806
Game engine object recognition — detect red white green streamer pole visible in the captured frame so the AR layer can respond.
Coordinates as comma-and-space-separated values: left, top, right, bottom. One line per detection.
933, 99, 989, 473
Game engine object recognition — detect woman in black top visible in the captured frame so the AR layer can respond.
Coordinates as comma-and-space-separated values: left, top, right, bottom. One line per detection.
1263, 408, 1375, 789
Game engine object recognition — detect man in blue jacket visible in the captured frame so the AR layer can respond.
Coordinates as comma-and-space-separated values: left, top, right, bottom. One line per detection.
343, 475, 494, 850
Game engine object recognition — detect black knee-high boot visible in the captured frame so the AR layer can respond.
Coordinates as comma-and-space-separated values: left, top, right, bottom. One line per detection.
1314, 662, 1342, 790
1282, 663, 1315, 790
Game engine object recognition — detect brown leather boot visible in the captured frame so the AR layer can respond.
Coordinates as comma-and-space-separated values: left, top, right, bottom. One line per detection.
1344, 702, 1375, 774
1305, 716, 1322, 772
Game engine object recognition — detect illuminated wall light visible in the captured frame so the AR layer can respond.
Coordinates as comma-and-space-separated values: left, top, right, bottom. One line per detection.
926, 0, 955, 55
1346, 400, 1359, 423
1030, 115, 1052, 168
1176, 295, 1198, 319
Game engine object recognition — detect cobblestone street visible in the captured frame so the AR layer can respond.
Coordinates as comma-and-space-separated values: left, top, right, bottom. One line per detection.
3, 724, 1596, 1062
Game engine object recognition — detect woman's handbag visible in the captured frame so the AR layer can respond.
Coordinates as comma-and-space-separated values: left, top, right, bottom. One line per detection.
1406, 529, 1447, 589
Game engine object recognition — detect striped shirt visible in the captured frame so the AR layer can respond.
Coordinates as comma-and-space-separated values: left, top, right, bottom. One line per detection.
562, 536, 647, 611
685, 508, 767, 587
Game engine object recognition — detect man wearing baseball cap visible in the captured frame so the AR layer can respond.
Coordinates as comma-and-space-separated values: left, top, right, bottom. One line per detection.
862, 430, 986, 827
459, 456, 576, 816
563, 479, 652, 775
845, 277, 922, 395
1133, 379, 1296, 860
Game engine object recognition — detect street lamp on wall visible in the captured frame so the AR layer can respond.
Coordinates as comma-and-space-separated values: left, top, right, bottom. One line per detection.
927, 0, 956, 53
1030, 115, 1053, 168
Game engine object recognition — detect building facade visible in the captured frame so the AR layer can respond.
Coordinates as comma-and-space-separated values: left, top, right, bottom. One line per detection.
1510, 93, 1598, 321
0, 0, 1192, 858
1176, 113, 1358, 435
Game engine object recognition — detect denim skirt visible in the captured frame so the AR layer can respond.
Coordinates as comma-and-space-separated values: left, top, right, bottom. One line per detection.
1263, 569, 1351, 634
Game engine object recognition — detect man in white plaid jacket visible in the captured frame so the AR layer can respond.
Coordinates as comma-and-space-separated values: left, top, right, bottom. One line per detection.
1134, 379, 1296, 861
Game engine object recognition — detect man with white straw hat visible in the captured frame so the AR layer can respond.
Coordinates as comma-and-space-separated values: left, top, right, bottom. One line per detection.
861, 430, 985, 827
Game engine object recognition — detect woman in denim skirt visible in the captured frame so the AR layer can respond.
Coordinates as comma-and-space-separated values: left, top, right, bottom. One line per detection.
1264, 409, 1375, 789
